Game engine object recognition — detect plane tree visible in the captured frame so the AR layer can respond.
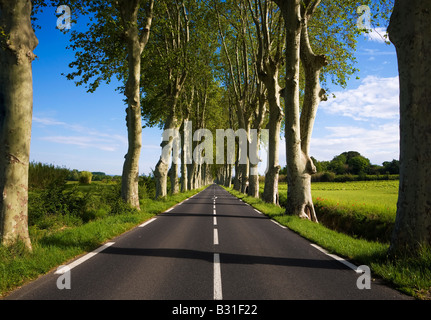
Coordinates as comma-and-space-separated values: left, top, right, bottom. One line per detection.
140, 0, 220, 197
388, 0, 431, 255
246, 0, 284, 203
272, 0, 393, 220
0, 0, 39, 250
60, 0, 155, 210
215, 0, 268, 195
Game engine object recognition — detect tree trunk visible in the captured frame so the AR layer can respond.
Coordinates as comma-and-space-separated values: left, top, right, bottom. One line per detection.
295, 7, 328, 222
248, 130, 260, 198
180, 119, 191, 192
120, 0, 153, 210
236, 102, 250, 194
0, 0, 37, 250
278, 0, 312, 219
248, 88, 266, 198
388, 0, 431, 254
262, 70, 283, 205
121, 33, 142, 209
169, 161, 179, 194
155, 112, 178, 198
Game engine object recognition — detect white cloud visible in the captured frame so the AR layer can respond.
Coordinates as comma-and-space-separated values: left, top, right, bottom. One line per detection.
310, 123, 399, 165
40, 136, 119, 152
361, 48, 395, 56
364, 27, 389, 43
33, 117, 66, 126
310, 75, 400, 164
321, 75, 399, 121
33, 116, 127, 152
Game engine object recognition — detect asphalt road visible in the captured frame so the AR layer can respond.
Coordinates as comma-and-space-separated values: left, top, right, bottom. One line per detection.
6, 184, 410, 301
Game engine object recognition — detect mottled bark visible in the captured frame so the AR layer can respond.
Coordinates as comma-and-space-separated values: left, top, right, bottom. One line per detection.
248, 0, 283, 204
120, 0, 153, 210
180, 119, 191, 192
155, 111, 179, 198
273, 0, 325, 221
295, 4, 327, 222
276, 0, 308, 218
169, 162, 179, 194
388, 0, 431, 254
262, 68, 283, 205
248, 86, 266, 198
0, 0, 37, 250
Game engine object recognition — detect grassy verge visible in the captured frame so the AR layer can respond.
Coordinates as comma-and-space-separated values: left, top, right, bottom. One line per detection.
0, 187, 205, 298
274, 181, 398, 242
224, 186, 431, 300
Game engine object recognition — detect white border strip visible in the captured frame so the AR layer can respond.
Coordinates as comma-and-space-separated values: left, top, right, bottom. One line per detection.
55, 242, 115, 274
310, 244, 360, 273
271, 219, 287, 229
139, 217, 157, 228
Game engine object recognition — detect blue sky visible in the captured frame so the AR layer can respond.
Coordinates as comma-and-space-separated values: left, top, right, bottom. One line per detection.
30, 6, 399, 176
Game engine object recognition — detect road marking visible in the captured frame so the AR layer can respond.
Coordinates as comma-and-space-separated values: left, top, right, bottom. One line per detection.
254, 208, 262, 214
213, 204, 216, 209
271, 219, 287, 229
55, 242, 115, 274
214, 228, 219, 245
165, 207, 174, 213
213, 209, 216, 215
139, 217, 157, 228
213, 253, 223, 300
310, 244, 360, 272
214, 216, 217, 226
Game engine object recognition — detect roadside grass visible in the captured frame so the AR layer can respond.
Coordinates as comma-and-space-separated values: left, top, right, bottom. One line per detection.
0, 186, 205, 298
224, 186, 431, 300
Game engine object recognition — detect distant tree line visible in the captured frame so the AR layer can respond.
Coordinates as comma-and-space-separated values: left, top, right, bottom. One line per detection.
279, 151, 399, 181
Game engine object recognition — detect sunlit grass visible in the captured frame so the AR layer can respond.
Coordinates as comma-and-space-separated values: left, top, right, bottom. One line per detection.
273, 181, 399, 242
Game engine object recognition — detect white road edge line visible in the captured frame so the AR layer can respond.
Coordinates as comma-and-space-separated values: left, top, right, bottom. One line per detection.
254, 208, 262, 214
139, 217, 157, 228
165, 207, 174, 213
55, 242, 115, 274
271, 219, 287, 229
310, 243, 361, 273
214, 253, 223, 300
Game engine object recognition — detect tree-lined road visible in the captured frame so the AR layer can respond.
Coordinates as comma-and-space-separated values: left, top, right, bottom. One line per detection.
6, 184, 409, 300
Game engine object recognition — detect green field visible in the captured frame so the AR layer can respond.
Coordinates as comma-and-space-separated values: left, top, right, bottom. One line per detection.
274, 180, 398, 242
311, 180, 398, 213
